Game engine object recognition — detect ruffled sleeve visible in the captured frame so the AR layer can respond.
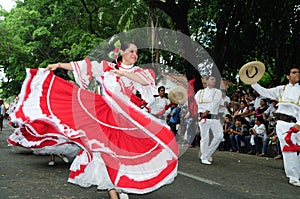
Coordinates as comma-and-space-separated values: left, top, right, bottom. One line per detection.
70, 58, 115, 89
132, 67, 157, 102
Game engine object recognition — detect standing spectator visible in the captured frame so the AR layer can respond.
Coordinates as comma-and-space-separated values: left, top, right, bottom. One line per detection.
195, 76, 223, 165
167, 103, 180, 135
240, 62, 300, 186
0, 99, 5, 132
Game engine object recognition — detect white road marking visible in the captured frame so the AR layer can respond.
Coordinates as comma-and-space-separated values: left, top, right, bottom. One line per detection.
178, 170, 222, 186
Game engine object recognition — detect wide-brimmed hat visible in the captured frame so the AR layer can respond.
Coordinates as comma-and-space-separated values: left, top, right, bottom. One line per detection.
239, 61, 265, 85
168, 86, 187, 105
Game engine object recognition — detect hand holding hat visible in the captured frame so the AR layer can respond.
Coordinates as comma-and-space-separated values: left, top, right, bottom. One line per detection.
239, 61, 265, 85
168, 86, 188, 105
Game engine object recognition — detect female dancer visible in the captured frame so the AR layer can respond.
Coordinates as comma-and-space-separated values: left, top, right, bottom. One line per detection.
9, 42, 178, 199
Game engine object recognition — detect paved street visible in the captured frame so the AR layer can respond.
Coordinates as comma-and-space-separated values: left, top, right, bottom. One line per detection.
1, 120, 300, 199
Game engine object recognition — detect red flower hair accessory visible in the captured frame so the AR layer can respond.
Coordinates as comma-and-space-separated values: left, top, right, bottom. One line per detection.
108, 40, 121, 60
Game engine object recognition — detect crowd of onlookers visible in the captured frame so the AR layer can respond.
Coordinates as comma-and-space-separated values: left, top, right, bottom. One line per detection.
180, 87, 282, 160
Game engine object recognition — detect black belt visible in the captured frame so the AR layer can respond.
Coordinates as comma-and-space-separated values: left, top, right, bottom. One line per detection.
199, 112, 220, 119
276, 113, 296, 123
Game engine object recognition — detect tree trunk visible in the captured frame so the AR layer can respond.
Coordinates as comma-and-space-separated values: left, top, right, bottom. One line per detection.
149, 0, 203, 91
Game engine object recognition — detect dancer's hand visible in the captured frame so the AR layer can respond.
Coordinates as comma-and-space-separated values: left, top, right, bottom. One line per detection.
110, 70, 125, 76
289, 125, 299, 133
45, 63, 61, 71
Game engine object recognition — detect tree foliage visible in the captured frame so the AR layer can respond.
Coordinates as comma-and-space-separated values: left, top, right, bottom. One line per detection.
0, 0, 298, 99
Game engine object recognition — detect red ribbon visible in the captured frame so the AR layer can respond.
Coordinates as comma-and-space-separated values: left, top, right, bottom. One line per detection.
155, 103, 172, 117
282, 127, 300, 152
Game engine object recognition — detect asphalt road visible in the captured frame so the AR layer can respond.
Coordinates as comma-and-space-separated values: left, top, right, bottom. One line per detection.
1, 120, 300, 199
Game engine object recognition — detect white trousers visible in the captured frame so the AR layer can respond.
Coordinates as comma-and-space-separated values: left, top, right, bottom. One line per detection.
276, 121, 300, 183
198, 119, 223, 161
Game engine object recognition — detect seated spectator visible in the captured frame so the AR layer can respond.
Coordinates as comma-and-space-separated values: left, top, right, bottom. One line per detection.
247, 94, 255, 111
247, 94, 256, 122
259, 100, 278, 157
260, 129, 282, 159
255, 98, 269, 120
253, 90, 263, 110
219, 114, 234, 151
244, 116, 266, 155
229, 116, 250, 153
227, 101, 239, 117
262, 99, 278, 122
272, 130, 283, 160
233, 100, 251, 126
219, 89, 231, 124
231, 93, 239, 103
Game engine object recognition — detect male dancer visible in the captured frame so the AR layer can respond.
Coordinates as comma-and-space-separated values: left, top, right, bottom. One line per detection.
250, 66, 300, 186
195, 76, 223, 165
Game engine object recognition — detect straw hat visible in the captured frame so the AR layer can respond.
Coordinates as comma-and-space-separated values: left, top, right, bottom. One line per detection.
239, 61, 265, 85
168, 86, 187, 105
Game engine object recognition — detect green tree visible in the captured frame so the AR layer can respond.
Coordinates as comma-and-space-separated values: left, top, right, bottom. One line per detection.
0, 0, 299, 98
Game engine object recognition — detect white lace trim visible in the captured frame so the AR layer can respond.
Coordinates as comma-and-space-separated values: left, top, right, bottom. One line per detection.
120, 63, 134, 70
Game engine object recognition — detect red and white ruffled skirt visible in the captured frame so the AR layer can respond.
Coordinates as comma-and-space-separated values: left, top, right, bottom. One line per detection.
8, 68, 178, 194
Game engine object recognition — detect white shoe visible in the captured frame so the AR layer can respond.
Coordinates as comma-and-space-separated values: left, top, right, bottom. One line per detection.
290, 181, 300, 187
48, 161, 55, 166
59, 155, 69, 163
62, 156, 69, 163
119, 193, 129, 199
208, 157, 213, 162
201, 159, 212, 165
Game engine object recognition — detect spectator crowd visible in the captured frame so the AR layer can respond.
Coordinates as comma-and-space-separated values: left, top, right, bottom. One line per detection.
180, 87, 282, 160
147, 85, 283, 161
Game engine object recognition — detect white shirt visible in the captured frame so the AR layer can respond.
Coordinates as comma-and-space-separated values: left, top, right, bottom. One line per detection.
254, 96, 263, 109
264, 104, 276, 118
147, 96, 170, 115
219, 95, 231, 113
0, 104, 5, 115
252, 83, 300, 125
253, 123, 266, 139
195, 87, 222, 115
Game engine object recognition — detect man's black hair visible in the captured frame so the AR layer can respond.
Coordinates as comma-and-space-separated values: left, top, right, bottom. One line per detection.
158, 86, 165, 92
285, 66, 300, 76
